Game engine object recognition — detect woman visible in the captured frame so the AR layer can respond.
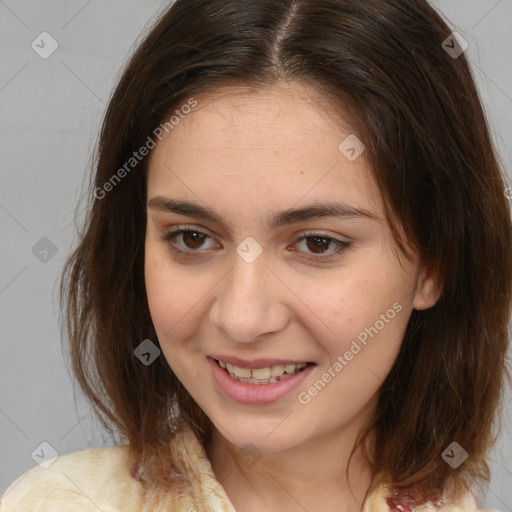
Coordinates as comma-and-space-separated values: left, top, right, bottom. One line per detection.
1, 0, 510, 510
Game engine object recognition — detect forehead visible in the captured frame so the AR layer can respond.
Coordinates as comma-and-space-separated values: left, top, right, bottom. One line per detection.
156, 82, 353, 155
146, 81, 384, 219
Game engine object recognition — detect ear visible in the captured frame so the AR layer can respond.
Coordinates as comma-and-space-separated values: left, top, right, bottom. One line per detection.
413, 263, 442, 311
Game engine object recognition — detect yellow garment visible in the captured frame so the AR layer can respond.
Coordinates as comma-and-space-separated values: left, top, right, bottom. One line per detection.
0, 426, 497, 511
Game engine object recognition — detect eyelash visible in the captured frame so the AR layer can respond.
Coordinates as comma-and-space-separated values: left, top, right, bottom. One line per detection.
160, 225, 351, 263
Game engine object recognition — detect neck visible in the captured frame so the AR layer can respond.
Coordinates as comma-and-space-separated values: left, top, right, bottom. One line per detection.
206, 423, 375, 512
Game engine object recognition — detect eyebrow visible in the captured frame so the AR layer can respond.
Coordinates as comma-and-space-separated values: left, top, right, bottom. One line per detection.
147, 196, 381, 231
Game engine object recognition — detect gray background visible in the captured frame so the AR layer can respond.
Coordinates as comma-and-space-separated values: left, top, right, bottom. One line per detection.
0, 0, 511, 509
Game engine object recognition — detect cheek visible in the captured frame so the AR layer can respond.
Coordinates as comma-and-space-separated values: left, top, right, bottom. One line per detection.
144, 242, 204, 343
300, 269, 402, 331
300, 290, 408, 422
301, 267, 411, 364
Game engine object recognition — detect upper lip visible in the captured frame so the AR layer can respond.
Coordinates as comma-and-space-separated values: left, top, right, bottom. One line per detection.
209, 354, 313, 369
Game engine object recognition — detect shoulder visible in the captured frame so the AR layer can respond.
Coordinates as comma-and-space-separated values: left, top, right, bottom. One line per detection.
364, 481, 500, 512
0, 444, 144, 512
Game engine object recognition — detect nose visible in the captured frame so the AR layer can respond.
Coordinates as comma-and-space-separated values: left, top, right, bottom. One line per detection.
209, 253, 290, 343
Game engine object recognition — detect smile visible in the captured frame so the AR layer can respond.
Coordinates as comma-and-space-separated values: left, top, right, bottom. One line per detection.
208, 356, 316, 404
215, 359, 309, 384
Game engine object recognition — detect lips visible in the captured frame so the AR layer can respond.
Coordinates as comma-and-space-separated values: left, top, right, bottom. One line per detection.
207, 356, 316, 404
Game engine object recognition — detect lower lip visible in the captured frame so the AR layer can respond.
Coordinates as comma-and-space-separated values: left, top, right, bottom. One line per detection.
207, 357, 315, 405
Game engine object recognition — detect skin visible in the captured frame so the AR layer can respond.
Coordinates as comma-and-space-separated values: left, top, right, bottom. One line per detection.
144, 80, 439, 512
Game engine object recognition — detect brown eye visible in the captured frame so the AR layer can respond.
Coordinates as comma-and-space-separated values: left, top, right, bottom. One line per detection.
163, 227, 217, 255
305, 236, 331, 253
294, 234, 351, 262
182, 231, 207, 249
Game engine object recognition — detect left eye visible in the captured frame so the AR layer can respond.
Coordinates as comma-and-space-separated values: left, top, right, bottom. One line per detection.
295, 234, 350, 258
162, 227, 350, 261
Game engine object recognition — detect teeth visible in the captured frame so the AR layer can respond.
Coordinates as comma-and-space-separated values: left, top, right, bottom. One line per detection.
252, 367, 271, 379
270, 364, 285, 376
232, 365, 252, 378
216, 359, 308, 384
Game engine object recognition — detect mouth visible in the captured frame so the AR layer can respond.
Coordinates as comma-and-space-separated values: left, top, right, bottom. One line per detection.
208, 356, 317, 404
214, 358, 313, 385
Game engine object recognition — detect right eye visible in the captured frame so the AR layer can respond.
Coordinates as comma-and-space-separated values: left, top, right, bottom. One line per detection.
161, 225, 220, 257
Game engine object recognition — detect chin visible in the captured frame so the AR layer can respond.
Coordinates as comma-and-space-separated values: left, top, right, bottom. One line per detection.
211, 418, 302, 453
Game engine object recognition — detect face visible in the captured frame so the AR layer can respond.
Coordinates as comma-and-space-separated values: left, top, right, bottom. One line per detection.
144, 81, 437, 453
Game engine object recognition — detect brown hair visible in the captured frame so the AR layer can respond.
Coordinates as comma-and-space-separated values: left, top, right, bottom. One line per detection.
59, 0, 512, 505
